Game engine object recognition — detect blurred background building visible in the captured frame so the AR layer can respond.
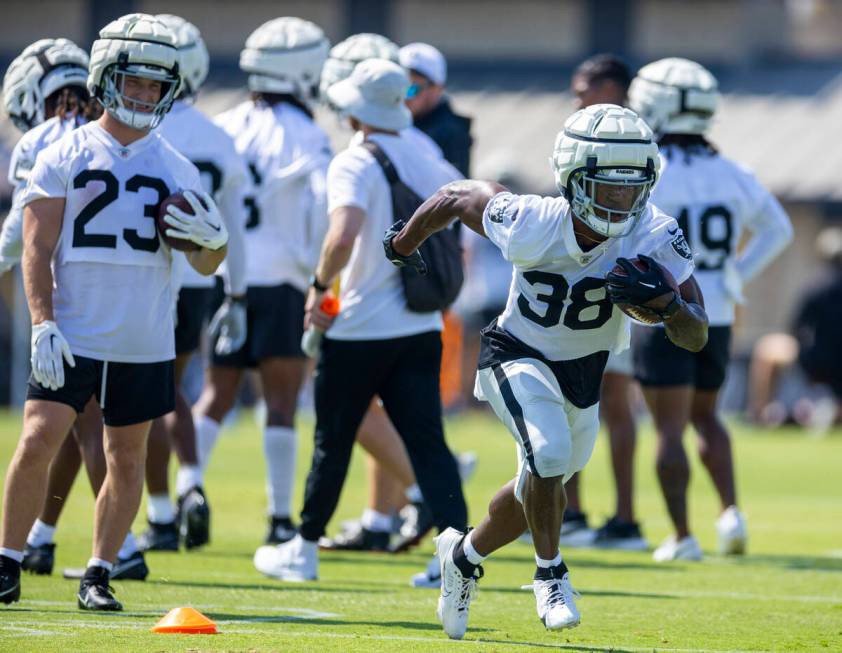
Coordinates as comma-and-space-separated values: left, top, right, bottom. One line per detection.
1, 0, 841, 407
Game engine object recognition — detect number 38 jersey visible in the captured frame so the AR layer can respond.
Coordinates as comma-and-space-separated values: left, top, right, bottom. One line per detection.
22, 122, 201, 363
650, 149, 792, 326
484, 192, 694, 362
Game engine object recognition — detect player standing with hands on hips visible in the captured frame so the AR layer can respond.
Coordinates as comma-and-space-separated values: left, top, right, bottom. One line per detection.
0, 13, 227, 611
384, 104, 709, 637
627, 58, 793, 561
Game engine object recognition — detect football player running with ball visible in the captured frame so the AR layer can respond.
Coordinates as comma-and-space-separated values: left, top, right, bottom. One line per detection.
628, 58, 793, 561
0, 13, 227, 611
384, 104, 708, 637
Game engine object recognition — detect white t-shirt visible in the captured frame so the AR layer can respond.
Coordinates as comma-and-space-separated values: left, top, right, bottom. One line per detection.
0, 116, 82, 263
326, 132, 460, 340
160, 101, 250, 293
650, 148, 792, 326
21, 122, 201, 363
484, 192, 694, 361
215, 101, 331, 290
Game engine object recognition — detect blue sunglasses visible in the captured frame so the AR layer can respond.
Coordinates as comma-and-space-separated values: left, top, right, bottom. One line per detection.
406, 82, 431, 99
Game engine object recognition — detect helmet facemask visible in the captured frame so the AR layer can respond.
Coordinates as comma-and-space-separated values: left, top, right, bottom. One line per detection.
100, 58, 179, 130
567, 157, 656, 238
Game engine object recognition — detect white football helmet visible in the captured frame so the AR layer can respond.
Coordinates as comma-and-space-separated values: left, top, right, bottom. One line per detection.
240, 17, 329, 104
551, 104, 660, 238
155, 14, 209, 98
319, 33, 399, 102
3, 38, 89, 132
88, 13, 181, 130
628, 57, 719, 137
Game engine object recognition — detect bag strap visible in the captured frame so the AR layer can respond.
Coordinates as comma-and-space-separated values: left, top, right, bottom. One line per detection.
361, 141, 400, 186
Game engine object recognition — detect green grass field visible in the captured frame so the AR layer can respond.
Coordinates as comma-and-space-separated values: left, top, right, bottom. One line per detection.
0, 408, 840, 652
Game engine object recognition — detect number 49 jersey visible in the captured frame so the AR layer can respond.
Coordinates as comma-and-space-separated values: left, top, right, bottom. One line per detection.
22, 122, 201, 363
484, 192, 694, 362
650, 150, 792, 326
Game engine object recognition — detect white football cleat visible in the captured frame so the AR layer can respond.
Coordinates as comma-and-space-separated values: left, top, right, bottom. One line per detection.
411, 553, 441, 588
653, 534, 703, 562
254, 534, 318, 581
435, 528, 481, 640
533, 566, 581, 630
716, 505, 747, 555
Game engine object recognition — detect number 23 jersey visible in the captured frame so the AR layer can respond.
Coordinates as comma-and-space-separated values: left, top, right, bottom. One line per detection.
22, 122, 201, 363
484, 192, 694, 362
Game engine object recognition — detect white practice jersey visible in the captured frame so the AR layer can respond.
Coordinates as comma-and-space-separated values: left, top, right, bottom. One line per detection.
485, 192, 695, 361
215, 100, 331, 290
326, 132, 460, 340
0, 116, 82, 264
160, 101, 249, 293
22, 122, 201, 363
650, 148, 792, 326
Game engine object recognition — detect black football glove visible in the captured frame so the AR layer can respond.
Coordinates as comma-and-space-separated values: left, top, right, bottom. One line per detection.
606, 254, 675, 306
383, 220, 427, 274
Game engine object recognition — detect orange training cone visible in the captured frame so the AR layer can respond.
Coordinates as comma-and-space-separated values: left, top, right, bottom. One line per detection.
151, 607, 218, 634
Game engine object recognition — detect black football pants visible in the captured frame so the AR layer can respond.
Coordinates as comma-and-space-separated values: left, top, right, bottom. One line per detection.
298, 330, 468, 541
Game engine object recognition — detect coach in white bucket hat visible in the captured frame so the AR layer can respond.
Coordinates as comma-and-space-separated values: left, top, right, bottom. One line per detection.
326, 58, 411, 131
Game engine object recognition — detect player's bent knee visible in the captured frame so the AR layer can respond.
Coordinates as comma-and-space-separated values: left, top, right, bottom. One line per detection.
531, 441, 571, 481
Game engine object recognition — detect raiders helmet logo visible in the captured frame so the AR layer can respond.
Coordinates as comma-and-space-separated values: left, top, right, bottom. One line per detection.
671, 234, 692, 260
487, 194, 514, 223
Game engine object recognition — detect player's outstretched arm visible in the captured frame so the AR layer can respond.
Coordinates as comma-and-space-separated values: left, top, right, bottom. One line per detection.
387, 180, 508, 262
650, 275, 709, 353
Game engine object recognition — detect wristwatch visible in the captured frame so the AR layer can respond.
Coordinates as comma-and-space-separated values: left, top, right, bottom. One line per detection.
309, 274, 329, 293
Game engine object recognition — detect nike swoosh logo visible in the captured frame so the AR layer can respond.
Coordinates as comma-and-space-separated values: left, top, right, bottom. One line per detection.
209, 224, 221, 232
668, 227, 678, 235
640, 282, 657, 288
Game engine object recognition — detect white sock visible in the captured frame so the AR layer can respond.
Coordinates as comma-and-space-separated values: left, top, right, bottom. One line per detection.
405, 484, 423, 504
87, 557, 113, 572
535, 551, 563, 568
463, 531, 487, 566
117, 533, 138, 559
195, 414, 221, 472
263, 425, 297, 518
175, 465, 204, 497
26, 519, 56, 547
361, 509, 393, 533
0, 548, 23, 563
147, 493, 175, 524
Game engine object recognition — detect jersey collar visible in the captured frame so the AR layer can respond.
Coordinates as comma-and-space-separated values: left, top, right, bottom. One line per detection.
563, 205, 610, 267
88, 122, 157, 160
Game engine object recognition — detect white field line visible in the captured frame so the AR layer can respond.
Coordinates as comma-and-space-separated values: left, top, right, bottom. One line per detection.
19, 599, 337, 618
0, 620, 778, 652
515, 584, 842, 604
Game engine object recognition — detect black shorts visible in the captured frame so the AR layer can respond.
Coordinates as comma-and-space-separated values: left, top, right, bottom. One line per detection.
175, 286, 215, 355
632, 325, 731, 391
211, 283, 305, 368
27, 356, 175, 427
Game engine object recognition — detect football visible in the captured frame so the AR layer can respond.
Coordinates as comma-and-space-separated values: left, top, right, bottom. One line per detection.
610, 257, 679, 325
157, 191, 201, 252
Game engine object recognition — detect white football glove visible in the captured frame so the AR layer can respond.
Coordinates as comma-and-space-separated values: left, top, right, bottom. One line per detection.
208, 297, 247, 356
721, 258, 745, 305
163, 190, 229, 251
30, 321, 75, 390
